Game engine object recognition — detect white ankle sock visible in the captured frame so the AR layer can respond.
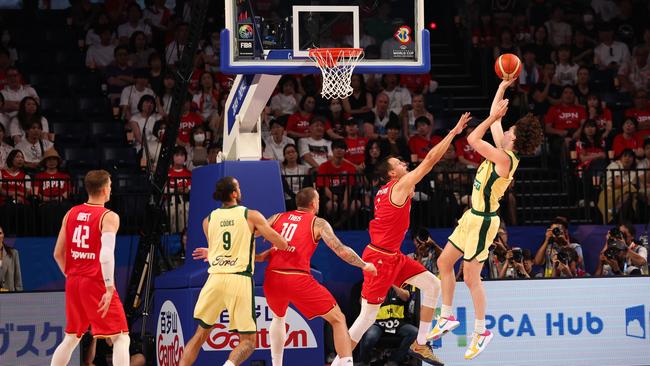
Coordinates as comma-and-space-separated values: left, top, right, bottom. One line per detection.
474, 319, 486, 334
441, 304, 453, 318
224, 360, 235, 366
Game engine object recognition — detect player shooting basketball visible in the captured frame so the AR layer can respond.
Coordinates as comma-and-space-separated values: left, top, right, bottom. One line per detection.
429, 79, 543, 359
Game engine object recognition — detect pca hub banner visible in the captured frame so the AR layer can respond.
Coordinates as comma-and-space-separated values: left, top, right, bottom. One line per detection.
429, 277, 650, 366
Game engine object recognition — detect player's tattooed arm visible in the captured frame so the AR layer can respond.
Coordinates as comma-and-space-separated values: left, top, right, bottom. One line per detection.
316, 218, 377, 275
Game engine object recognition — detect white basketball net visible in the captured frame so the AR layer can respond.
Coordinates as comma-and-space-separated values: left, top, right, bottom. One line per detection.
309, 48, 364, 99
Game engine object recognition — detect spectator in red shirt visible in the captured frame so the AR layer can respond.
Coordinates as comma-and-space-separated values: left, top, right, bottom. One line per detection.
585, 94, 613, 141
167, 146, 192, 232
286, 94, 317, 140
317, 139, 360, 225
34, 149, 71, 202
343, 118, 367, 169
168, 146, 192, 194
0, 149, 30, 205
612, 117, 643, 158
574, 119, 607, 172
545, 85, 587, 163
400, 73, 435, 95
408, 117, 442, 162
454, 118, 482, 168
626, 89, 650, 131
177, 96, 203, 146
545, 85, 587, 140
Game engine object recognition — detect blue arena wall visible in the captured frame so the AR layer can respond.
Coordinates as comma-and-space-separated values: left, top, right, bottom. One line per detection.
9, 224, 626, 303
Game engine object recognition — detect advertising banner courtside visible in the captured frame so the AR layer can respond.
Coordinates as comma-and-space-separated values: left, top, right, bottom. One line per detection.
428, 277, 650, 366
155, 286, 324, 366
0, 292, 79, 366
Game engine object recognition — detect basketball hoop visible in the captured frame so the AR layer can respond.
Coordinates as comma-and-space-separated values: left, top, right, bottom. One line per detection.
308, 48, 364, 99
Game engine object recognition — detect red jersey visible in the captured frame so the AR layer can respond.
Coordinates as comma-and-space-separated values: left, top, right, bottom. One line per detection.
612, 133, 642, 158
626, 108, 650, 126
0, 169, 29, 205
637, 130, 650, 142
408, 135, 442, 160
400, 73, 432, 94
344, 136, 368, 165
575, 139, 605, 169
35, 171, 71, 199
545, 105, 586, 130
316, 160, 357, 187
368, 180, 411, 252
178, 112, 203, 144
214, 72, 234, 90
455, 137, 482, 165
268, 210, 317, 273
168, 168, 192, 192
287, 112, 313, 135
64, 203, 111, 279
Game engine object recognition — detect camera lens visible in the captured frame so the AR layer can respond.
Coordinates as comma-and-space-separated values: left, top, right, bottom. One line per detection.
552, 227, 562, 236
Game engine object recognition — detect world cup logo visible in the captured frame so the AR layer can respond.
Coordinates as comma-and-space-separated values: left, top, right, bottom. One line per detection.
394, 26, 412, 44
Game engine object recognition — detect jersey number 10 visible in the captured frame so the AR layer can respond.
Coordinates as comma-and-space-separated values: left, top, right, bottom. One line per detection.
72, 225, 90, 249
280, 223, 297, 241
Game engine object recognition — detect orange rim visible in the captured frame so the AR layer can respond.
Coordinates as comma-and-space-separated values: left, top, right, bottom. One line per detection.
309, 48, 364, 67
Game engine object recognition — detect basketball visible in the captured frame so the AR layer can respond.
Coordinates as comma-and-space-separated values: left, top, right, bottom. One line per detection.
494, 53, 522, 81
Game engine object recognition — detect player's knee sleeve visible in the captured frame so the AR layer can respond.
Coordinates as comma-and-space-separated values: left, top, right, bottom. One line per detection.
348, 300, 380, 343
111, 334, 130, 366
50, 334, 81, 366
269, 316, 286, 352
405, 271, 440, 309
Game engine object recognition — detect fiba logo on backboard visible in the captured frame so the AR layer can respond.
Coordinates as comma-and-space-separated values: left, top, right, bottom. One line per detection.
238, 24, 254, 39
157, 300, 185, 366
201, 296, 317, 351
394, 26, 412, 44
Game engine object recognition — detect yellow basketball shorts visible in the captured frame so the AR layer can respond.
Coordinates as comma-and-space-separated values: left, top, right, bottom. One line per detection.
193, 273, 256, 333
448, 209, 500, 263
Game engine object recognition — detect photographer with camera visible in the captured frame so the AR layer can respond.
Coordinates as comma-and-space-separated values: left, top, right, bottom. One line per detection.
486, 225, 510, 279
499, 248, 538, 279
596, 224, 648, 276
534, 216, 584, 278
551, 246, 586, 277
407, 227, 443, 276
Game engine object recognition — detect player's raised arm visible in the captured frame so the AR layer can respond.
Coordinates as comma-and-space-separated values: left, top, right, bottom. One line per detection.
248, 209, 289, 250
468, 99, 511, 175
53, 211, 70, 276
315, 217, 376, 276
394, 112, 471, 196
489, 79, 516, 148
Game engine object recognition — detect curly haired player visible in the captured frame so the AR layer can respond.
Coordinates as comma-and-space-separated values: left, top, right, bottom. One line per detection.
429, 79, 544, 360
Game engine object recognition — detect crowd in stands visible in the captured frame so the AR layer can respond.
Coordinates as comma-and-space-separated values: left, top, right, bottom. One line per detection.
0, 1, 648, 233
0, 2, 648, 365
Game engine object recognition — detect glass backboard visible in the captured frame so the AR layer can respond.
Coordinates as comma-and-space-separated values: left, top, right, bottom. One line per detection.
221, 0, 429, 75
